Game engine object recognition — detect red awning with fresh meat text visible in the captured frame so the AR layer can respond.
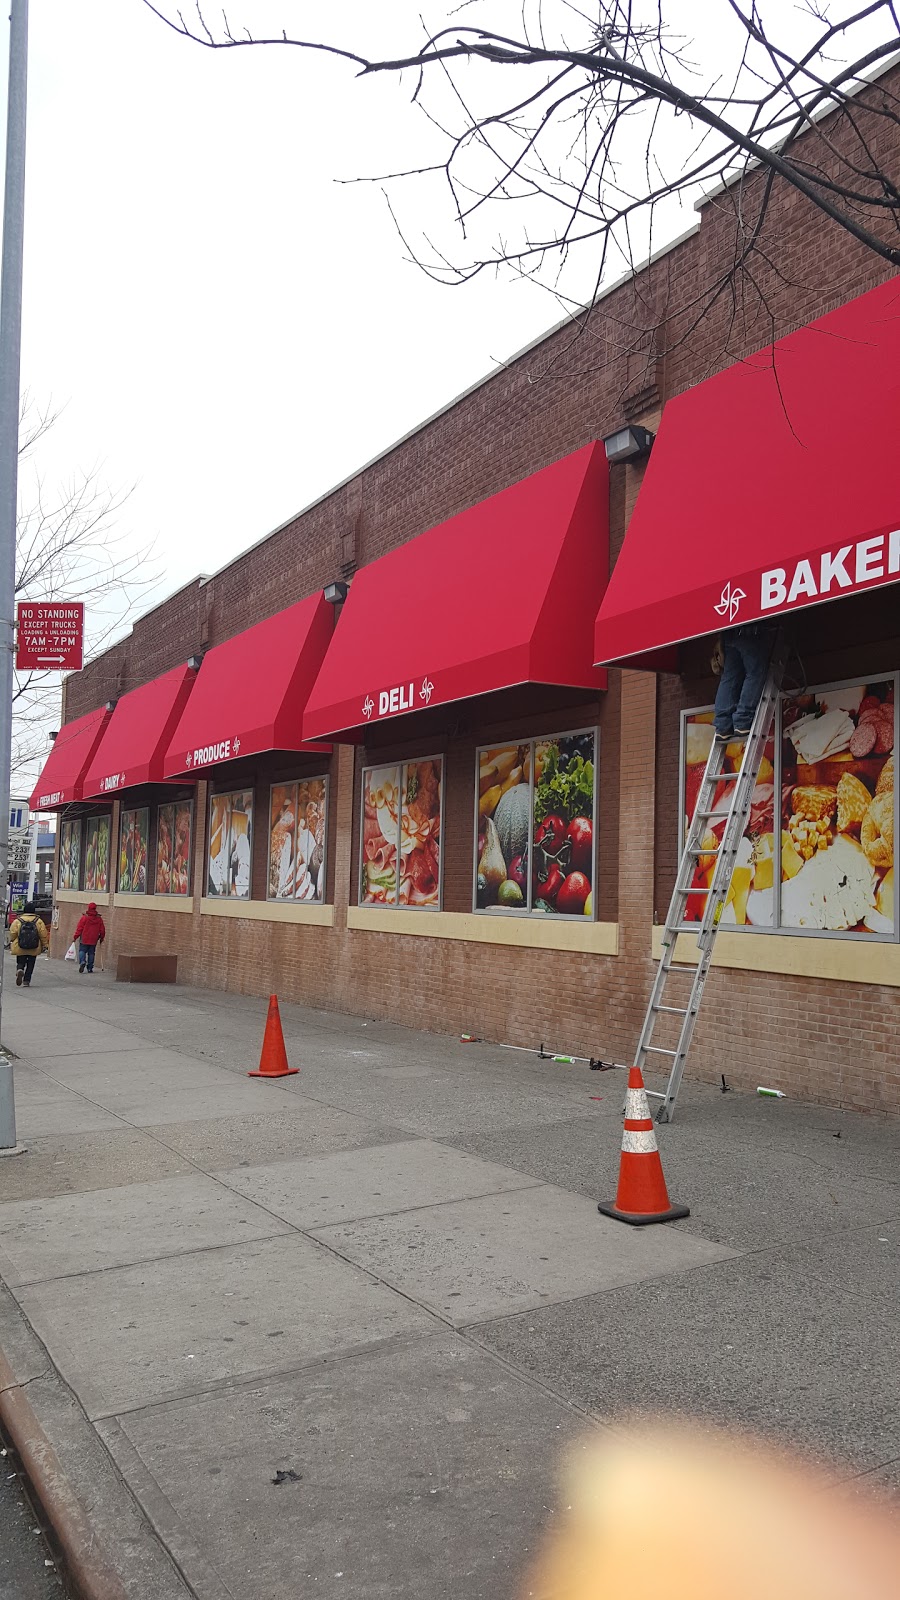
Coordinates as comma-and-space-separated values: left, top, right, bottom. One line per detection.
594, 278, 900, 667
303, 442, 609, 742
81, 664, 198, 799
29, 707, 111, 810
164, 592, 333, 778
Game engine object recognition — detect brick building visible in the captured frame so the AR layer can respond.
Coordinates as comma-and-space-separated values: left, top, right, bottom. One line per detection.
34, 72, 900, 1116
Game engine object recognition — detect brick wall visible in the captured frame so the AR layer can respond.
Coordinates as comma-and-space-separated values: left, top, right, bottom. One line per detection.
51, 74, 900, 1116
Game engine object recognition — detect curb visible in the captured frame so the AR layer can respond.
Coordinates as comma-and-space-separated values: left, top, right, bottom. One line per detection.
0, 1348, 128, 1600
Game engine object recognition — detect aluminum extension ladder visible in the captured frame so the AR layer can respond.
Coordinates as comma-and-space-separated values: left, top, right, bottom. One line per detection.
642, 634, 788, 1124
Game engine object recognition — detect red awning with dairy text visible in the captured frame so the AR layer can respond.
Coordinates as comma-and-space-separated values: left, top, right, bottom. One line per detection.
29, 707, 111, 810
81, 664, 198, 799
164, 592, 333, 778
594, 278, 900, 667
303, 442, 609, 742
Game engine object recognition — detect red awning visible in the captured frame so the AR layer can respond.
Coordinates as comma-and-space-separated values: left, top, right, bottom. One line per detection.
29, 708, 111, 810
303, 442, 609, 741
81, 664, 197, 799
164, 592, 333, 778
594, 278, 900, 667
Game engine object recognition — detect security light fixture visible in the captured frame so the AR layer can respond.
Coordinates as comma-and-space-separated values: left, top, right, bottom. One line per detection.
324, 581, 349, 605
187, 653, 204, 671
602, 425, 655, 464
104, 699, 118, 713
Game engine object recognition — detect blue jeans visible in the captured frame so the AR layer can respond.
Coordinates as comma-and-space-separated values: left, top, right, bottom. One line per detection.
714, 632, 770, 735
79, 941, 96, 972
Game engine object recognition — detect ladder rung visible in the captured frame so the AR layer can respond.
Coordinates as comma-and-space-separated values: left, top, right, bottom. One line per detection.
697, 809, 731, 820
645, 1089, 665, 1099
680, 886, 713, 894
653, 1003, 689, 1015
645, 1046, 679, 1056
665, 964, 698, 973
687, 844, 722, 857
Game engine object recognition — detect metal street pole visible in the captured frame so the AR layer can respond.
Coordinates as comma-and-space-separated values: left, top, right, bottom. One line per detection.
0, 0, 28, 1155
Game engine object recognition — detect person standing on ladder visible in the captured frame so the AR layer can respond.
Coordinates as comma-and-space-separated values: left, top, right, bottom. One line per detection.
713, 623, 777, 738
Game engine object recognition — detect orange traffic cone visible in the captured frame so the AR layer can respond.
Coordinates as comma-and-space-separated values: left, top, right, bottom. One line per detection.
248, 995, 298, 1078
597, 1066, 688, 1225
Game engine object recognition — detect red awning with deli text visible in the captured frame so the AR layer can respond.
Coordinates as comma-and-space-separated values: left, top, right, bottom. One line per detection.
594, 277, 900, 667
29, 707, 111, 811
164, 592, 333, 778
81, 664, 198, 799
303, 442, 609, 742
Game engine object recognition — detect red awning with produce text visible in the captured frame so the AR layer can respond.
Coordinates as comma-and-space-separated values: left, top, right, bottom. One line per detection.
29, 707, 111, 810
163, 592, 333, 778
81, 664, 198, 799
303, 442, 609, 742
594, 278, 900, 667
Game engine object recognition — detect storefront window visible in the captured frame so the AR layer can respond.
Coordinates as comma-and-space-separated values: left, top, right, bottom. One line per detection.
58, 819, 81, 890
207, 790, 253, 899
679, 675, 896, 937
475, 729, 597, 917
359, 758, 443, 908
155, 802, 193, 895
268, 778, 328, 902
83, 816, 111, 894
118, 807, 149, 894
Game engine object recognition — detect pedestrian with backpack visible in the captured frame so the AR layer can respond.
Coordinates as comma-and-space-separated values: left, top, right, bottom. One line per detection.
10, 902, 50, 987
73, 902, 105, 973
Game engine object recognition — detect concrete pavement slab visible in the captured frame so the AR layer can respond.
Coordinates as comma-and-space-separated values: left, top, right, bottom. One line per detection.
220, 1139, 540, 1229
471, 1224, 900, 1477
111, 1333, 590, 1600
30, 1047, 231, 1090
0, 1173, 291, 1285
312, 1183, 737, 1324
18, 1233, 435, 1417
444, 1111, 900, 1251
144, 1104, 415, 1169
11, 1096, 126, 1138
0, 1129, 194, 1203
276, 1070, 599, 1138
87, 1078, 298, 1126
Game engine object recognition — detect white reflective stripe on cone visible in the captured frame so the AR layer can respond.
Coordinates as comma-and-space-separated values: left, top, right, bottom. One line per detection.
625, 1087, 652, 1121
622, 1129, 659, 1154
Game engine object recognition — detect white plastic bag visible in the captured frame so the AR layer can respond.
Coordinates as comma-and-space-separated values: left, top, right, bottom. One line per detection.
64, 941, 77, 961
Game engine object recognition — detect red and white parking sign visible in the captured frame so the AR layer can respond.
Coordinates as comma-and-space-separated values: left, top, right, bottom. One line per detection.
16, 602, 84, 672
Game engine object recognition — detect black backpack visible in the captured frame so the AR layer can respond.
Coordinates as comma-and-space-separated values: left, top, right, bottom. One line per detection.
18, 917, 40, 951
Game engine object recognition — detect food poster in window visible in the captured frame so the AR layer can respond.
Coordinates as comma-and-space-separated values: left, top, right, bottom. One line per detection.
399, 760, 442, 907
680, 713, 776, 928
779, 679, 894, 934
83, 816, 110, 894
268, 781, 327, 902
207, 793, 231, 897
226, 791, 253, 899
532, 732, 596, 916
172, 803, 192, 895
477, 745, 529, 909
360, 765, 400, 905
119, 808, 149, 894
58, 819, 81, 890
156, 805, 174, 893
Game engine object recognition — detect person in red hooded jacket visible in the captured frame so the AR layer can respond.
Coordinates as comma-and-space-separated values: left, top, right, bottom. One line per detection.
73, 902, 106, 973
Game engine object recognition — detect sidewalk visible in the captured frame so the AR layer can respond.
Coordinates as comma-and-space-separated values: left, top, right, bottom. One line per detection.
0, 958, 898, 1599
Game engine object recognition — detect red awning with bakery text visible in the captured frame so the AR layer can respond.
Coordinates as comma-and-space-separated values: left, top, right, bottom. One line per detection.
29, 707, 111, 811
164, 592, 333, 778
303, 442, 609, 742
81, 664, 198, 799
594, 278, 900, 668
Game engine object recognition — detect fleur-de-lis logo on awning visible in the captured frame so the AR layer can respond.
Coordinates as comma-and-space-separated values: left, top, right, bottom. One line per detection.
362, 695, 374, 720
233, 736, 241, 754
419, 676, 434, 705
185, 751, 192, 767
714, 582, 746, 623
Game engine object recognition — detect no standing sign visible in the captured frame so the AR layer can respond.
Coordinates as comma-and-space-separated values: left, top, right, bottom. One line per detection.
16, 601, 84, 672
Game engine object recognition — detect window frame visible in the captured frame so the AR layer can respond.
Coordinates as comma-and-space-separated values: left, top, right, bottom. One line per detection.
154, 799, 194, 897
266, 776, 330, 904
117, 805, 151, 895
82, 813, 112, 896
58, 817, 82, 891
472, 724, 600, 920
358, 754, 445, 911
678, 671, 898, 941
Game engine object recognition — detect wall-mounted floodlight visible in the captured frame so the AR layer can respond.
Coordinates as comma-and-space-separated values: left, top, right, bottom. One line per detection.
324, 581, 349, 605
602, 425, 655, 463
187, 654, 204, 671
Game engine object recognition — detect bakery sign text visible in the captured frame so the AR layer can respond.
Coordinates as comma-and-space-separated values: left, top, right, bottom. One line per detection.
760, 529, 900, 611
362, 677, 436, 721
